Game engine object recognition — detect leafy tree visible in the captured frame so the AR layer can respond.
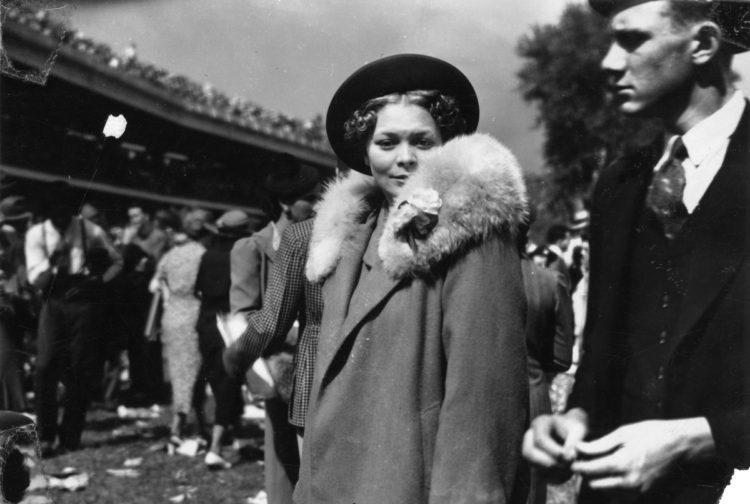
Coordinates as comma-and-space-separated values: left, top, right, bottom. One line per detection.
516, 4, 660, 214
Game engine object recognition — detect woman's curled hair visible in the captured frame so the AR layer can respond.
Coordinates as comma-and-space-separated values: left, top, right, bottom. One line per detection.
343, 90, 467, 145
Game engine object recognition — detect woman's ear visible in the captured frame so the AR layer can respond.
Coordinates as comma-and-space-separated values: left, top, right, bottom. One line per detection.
691, 21, 722, 66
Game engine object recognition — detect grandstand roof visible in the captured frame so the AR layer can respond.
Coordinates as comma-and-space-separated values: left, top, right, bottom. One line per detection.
2, 5, 336, 167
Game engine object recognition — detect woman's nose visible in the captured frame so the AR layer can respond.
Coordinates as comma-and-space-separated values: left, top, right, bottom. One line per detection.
395, 143, 417, 168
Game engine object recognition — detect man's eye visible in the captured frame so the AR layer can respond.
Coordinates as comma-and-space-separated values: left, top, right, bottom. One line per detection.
615, 32, 648, 51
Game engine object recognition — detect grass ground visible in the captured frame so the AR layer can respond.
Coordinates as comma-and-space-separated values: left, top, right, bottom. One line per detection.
24, 406, 266, 504
18, 372, 579, 504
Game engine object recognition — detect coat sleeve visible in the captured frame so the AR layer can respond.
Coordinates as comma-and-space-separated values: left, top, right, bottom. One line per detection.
224, 226, 306, 379
552, 270, 575, 372
429, 235, 528, 504
229, 236, 263, 316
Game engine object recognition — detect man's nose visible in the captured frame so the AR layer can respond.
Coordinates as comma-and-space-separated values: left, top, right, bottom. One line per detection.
601, 43, 626, 73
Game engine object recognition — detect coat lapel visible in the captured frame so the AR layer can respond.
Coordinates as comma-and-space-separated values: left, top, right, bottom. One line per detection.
316, 211, 405, 385
670, 107, 750, 342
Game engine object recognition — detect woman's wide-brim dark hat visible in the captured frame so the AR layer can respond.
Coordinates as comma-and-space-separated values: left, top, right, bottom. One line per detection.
589, 0, 750, 53
326, 53, 480, 174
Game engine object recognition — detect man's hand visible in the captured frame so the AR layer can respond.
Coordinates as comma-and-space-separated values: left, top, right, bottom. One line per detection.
523, 408, 589, 478
571, 418, 715, 493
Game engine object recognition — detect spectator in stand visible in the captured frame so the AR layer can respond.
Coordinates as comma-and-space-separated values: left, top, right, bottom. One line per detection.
149, 210, 207, 447
121, 203, 169, 405
0, 197, 34, 412
230, 155, 320, 499
194, 210, 252, 469
26, 182, 122, 456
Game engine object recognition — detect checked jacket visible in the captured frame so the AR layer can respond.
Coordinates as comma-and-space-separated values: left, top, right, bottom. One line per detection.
224, 218, 321, 428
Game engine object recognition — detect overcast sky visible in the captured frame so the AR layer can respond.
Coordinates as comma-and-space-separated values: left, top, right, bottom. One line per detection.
60, 0, 750, 174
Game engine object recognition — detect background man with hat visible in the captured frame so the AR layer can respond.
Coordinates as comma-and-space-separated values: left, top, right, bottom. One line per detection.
523, 1, 750, 502
229, 153, 320, 504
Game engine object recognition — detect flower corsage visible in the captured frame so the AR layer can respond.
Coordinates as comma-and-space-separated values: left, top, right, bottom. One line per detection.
394, 188, 442, 250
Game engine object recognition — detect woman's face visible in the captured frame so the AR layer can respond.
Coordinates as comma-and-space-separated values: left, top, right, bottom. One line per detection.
366, 101, 442, 206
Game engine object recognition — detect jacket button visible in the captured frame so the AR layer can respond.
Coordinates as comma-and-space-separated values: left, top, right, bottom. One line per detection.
659, 331, 667, 344
657, 366, 665, 380
661, 294, 669, 308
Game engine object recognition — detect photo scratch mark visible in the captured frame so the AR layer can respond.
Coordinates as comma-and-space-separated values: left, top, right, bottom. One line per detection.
0, 0, 66, 85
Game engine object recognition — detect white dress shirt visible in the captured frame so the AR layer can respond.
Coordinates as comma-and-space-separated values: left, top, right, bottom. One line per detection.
25, 217, 123, 285
655, 91, 746, 214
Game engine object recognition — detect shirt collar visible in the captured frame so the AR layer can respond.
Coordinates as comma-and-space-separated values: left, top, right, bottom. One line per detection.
681, 90, 745, 167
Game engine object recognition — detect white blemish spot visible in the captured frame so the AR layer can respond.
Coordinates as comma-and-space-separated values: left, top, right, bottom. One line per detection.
103, 114, 127, 138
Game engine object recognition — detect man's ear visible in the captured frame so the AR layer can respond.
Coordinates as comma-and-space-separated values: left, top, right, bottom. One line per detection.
692, 21, 722, 66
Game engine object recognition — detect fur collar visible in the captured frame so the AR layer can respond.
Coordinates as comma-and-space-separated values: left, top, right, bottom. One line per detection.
306, 133, 527, 282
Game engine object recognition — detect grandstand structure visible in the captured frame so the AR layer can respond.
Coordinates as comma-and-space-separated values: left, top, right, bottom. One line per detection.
0, 6, 336, 219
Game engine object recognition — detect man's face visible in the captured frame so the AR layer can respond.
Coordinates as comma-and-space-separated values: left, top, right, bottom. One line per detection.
601, 1, 694, 118
284, 183, 322, 224
128, 207, 147, 230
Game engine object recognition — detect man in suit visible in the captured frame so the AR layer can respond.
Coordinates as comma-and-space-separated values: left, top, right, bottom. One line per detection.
523, 1, 750, 503
26, 182, 123, 456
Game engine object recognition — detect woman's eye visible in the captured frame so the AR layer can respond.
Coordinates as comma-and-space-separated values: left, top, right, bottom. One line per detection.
375, 139, 395, 148
416, 138, 435, 149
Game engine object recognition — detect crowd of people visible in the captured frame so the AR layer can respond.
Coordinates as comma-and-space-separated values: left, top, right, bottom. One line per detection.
2, 0, 750, 503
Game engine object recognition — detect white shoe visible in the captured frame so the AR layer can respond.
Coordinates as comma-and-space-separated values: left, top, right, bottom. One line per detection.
204, 451, 232, 470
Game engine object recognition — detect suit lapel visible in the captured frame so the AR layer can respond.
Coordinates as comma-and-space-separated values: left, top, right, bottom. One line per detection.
670, 107, 750, 342
596, 141, 661, 316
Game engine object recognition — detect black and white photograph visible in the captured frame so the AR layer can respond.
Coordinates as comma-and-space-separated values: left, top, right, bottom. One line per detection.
1, 0, 750, 502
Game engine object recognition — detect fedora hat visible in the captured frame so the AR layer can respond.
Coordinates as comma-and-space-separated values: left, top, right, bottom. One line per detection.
264, 153, 320, 201
589, 0, 750, 52
326, 53, 480, 174
0, 196, 31, 224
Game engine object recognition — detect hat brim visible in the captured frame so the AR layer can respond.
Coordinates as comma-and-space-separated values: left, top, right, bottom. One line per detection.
326, 54, 480, 174
0, 411, 33, 432
264, 164, 320, 200
589, 0, 750, 53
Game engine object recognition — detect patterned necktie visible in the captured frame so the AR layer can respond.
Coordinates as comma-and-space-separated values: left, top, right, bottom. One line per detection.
645, 136, 689, 239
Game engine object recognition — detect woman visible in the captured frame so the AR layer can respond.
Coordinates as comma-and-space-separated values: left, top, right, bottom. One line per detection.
194, 210, 252, 470
149, 210, 206, 445
297, 54, 530, 503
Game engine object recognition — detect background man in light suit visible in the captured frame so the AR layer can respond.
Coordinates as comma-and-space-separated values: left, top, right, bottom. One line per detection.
523, 1, 750, 503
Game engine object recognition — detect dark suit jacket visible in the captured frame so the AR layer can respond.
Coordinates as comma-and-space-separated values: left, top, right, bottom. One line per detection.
569, 106, 750, 503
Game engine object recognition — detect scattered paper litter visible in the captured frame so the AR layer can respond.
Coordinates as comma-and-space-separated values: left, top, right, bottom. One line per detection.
19, 495, 53, 504
124, 457, 143, 467
247, 490, 267, 504
46, 471, 90, 491
242, 404, 265, 420
106, 468, 141, 478
117, 405, 160, 419
169, 495, 187, 503
175, 439, 201, 457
